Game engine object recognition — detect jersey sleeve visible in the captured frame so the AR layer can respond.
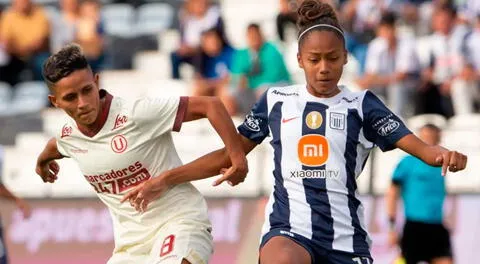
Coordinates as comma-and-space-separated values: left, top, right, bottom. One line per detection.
362, 91, 412, 151
132, 96, 188, 137
237, 91, 270, 144
392, 156, 409, 185
56, 139, 69, 158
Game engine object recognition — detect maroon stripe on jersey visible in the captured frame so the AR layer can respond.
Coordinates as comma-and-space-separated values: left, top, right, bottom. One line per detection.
77, 90, 113, 137
173, 96, 188, 132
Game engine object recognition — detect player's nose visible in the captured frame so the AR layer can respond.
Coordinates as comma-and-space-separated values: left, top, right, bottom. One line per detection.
77, 95, 89, 109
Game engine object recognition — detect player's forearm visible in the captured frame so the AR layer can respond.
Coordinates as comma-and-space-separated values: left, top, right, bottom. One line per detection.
0, 184, 21, 202
37, 138, 64, 165
204, 98, 245, 162
162, 148, 231, 186
396, 134, 447, 166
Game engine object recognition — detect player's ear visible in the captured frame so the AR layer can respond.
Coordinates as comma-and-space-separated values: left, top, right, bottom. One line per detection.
297, 52, 304, 69
48, 94, 59, 108
94, 73, 100, 87
343, 49, 348, 65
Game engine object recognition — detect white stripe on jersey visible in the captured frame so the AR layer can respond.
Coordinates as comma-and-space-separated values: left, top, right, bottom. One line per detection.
325, 109, 354, 252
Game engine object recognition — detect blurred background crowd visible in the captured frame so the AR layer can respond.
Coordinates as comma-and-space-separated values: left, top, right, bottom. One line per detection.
0, 0, 479, 119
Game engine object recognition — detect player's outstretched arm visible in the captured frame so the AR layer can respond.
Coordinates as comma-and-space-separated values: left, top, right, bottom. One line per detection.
121, 135, 257, 212
183, 96, 248, 179
395, 134, 467, 176
35, 138, 63, 183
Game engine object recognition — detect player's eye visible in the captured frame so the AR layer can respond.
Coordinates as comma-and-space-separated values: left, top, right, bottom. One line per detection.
64, 94, 76, 101
308, 58, 319, 63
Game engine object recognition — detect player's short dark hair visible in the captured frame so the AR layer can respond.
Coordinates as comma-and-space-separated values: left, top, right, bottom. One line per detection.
421, 123, 441, 132
296, 0, 343, 45
247, 23, 261, 32
42, 44, 91, 91
379, 11, 397, 27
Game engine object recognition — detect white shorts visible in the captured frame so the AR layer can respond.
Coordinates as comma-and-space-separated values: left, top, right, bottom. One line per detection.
108, 220, 213, 264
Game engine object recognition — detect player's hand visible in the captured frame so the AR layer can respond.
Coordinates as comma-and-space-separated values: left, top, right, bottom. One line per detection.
16, 198, 31, 219
388, 230, 399, 249
120, 177, 169, 213
435, 150, 468, 176
35, 160, 60, 183
212, 156, 248, 187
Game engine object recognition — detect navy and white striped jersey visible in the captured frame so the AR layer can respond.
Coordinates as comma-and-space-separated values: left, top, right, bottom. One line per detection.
238, 85, 411, 255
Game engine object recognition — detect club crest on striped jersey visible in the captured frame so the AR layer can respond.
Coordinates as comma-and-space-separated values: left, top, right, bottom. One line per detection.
305, 111, 323, 129
329, 112, 345, 130
298, 135, 330, 166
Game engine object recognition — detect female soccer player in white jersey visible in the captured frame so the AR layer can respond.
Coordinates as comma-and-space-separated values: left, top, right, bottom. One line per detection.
123, 1, 467, 263
34, 44, 248, 264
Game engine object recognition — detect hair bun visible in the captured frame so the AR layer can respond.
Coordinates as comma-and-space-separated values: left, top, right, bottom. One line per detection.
297, 0, 338, 29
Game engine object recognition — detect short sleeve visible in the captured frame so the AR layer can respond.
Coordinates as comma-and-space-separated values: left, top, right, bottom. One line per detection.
56, 139, 69, 157
392, 156, 410, 185
237, 91, 270, 144
362, 91, 412, 151
132, 96, 188, 137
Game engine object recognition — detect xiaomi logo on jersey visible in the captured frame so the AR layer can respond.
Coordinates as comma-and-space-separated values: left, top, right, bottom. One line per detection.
298, 135, 329, 166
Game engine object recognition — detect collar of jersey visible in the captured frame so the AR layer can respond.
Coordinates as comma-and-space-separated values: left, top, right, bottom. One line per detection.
299, 85, 346, 105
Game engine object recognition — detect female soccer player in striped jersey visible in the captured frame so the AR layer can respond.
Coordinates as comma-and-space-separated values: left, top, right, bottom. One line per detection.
123, 1, 467, 263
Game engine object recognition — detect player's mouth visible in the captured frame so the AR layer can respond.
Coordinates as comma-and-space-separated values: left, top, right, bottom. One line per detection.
78, 110, 93, 118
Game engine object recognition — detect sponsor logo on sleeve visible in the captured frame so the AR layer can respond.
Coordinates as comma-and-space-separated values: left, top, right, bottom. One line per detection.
244, 112, 261, 132
377, 119, 400, 136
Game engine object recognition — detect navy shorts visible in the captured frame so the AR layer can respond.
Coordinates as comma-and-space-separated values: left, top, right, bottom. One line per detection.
0, 225, 7, 264
260, 229, 373, 264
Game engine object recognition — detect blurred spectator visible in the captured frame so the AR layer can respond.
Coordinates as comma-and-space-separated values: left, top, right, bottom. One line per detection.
75, 0, 105, 73
457, 0, 480, 25
341, 0, 382, 74
458, 14, 480, 112
357, 12, 420, 118
276, 0, 298, 42
192, 28, 236, 114
171, 0, 225, 80
229, 23, 291, 114
51, 0, 79, 53
416, 4, 470, 117
0, 0, 50, 84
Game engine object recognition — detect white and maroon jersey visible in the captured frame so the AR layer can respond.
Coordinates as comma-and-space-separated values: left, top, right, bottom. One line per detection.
56, 90, 210, 256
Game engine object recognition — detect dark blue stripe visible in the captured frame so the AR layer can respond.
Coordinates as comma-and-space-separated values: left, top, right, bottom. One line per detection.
301, 102, 334, 250
345, 109, 370, 254
268, 102, 291, 230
